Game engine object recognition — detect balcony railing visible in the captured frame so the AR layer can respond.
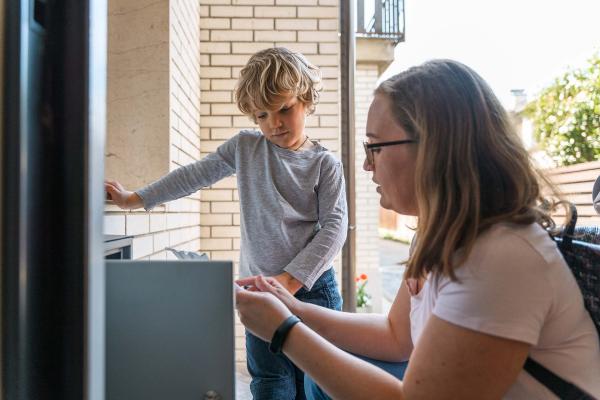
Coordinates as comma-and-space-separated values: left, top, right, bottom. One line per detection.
357, 0, 405, 44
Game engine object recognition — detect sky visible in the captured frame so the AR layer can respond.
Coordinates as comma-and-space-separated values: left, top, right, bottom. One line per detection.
382, 0, 600, 109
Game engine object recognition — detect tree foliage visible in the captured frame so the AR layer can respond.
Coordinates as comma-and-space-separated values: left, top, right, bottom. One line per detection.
524, 54, 600, 166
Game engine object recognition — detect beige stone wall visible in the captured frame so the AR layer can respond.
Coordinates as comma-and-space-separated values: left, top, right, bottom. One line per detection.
197, 0, 341, 363
354, 64, 382, 312
105, 0, 202, 260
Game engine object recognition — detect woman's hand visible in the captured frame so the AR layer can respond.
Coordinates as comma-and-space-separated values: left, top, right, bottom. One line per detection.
236, 275, 303, 315
235, 285, 294, 342
105, 180, 143, 210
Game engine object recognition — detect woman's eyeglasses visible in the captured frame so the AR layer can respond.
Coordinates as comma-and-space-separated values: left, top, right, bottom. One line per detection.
363, 139, 418, 166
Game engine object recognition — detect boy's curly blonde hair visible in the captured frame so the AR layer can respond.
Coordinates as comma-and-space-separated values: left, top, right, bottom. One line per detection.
235, 48, 321, 121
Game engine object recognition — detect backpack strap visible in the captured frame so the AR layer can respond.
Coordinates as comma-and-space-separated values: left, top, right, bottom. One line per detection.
524, 357, 593, 399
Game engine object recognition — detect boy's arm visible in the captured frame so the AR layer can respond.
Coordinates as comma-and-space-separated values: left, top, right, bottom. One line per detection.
272, 271, 303, 294
283, 158, 348, 290
136, 135, 239, 210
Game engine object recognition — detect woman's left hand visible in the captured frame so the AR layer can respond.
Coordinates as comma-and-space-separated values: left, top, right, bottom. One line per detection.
235, 285, 294, 342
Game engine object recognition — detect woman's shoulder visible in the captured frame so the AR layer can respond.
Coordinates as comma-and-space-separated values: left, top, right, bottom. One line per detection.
462, 222, 564, 277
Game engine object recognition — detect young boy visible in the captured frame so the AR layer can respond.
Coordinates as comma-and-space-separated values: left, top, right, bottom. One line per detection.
105, 47, 348, 399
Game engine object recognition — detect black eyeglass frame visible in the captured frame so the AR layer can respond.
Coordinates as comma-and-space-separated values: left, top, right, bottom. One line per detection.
363, 139, 418, 165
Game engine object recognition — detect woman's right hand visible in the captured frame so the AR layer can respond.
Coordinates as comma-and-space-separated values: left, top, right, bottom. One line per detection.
236, 275, 303, 316
105, 180, 143, 210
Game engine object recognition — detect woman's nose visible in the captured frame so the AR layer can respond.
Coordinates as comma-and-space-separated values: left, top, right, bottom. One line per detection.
363, 157, 373, 172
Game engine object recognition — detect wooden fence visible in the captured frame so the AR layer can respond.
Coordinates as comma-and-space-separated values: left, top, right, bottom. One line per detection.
546, 160, 600, 226
379, 160, 600, 230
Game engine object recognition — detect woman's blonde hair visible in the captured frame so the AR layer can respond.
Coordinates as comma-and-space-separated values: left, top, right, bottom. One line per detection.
375, 59, 561, 281
235, 47, 321, 121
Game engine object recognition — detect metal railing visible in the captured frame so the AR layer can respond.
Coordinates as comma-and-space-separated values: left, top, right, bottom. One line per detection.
356, 0, 405, 44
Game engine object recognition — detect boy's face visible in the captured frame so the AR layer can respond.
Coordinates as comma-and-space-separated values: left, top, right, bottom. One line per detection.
253, 94, 307, 150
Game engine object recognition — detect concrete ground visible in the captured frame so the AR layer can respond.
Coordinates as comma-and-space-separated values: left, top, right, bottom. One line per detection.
235, 238, 410, 399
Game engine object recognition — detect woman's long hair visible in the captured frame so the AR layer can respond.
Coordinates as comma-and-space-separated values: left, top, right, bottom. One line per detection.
375, 60, 561, 280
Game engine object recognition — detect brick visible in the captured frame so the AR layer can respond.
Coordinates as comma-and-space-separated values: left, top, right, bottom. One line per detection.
211, 103, 240, 115
153, 231, 170, 251
254, 30, 296, 42
320, 115, 339, 127
199, 66, 231, 78
233, 214, 241, 225
126, 214, 150, 236
200, 213, 233, 225
319, 19, 338, 30
275, 42, 317, 54
132, 235, 154, 259
306, 127, 339, 139
232, 42, 275, 54
200, 29, 210, 41
211, 250, 240, 262
201, 238, 233, 250
211, 30, 254, 42
201, 0, 231, 4
319, 42, 339, 54
231, 18, 274, 30
298, 6, 337, 18
308, 54, 339, 67
201, 90, 231, 103
199, 42, 231, 54
210, 79, 238, 90
254, 6, 296, 17
200, 226, 211, 237
199, 18, 230, 29
211, 54, 251, 66
211, 201, 240, 213
210, 6, 253, 17
210, 127, 237, 139
200, 78, 211, 90
276, 0, 317, 4
232, 0, 274, 4
298, 30, 338, 42
104, 214, 125, 235
212, 226, 241, 238
201, 116, 232, 127
275, 19, 317, 31
233, 115, 255, 128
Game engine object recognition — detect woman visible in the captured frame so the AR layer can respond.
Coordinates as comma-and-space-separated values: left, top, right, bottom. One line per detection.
235, 60, 600, 399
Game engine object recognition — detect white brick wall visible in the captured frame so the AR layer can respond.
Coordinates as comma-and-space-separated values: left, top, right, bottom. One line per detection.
354, 64, 383, 312
105, 0, 202, 261
198, 1, 340, 364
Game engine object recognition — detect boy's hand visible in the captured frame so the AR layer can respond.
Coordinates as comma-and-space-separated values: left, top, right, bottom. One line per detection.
105, 180, 143, 210
236, 275, 303, 315
272, 272, 303, 295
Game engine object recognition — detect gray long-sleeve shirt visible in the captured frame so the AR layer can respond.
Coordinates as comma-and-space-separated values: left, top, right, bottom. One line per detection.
137, 130, 348, 289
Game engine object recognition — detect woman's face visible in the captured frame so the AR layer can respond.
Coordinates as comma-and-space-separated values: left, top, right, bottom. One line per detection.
363, 94, 418, 216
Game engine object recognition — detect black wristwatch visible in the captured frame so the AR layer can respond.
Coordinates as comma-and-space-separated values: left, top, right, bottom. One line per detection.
269, 315, 302, 354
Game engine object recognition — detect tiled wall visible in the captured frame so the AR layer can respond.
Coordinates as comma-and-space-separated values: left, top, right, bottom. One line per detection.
354, 64, 383, 311
197, 0, 341, 363
105, 0, 202, 260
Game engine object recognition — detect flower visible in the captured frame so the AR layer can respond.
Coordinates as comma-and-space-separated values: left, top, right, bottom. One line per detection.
356, 274, 372, 308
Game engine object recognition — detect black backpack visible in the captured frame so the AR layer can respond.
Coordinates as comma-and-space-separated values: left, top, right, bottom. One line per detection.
524, 205, 600, 400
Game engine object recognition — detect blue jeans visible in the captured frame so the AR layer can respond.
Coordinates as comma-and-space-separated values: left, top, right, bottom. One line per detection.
304, 352, 408, 400
246, 268, 343, 400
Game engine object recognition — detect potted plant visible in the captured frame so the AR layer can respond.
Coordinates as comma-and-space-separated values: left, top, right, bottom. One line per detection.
356, 274, 372, 313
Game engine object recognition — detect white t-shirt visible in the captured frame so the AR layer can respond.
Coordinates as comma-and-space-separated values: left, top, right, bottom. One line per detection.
410, 223, 600, 399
